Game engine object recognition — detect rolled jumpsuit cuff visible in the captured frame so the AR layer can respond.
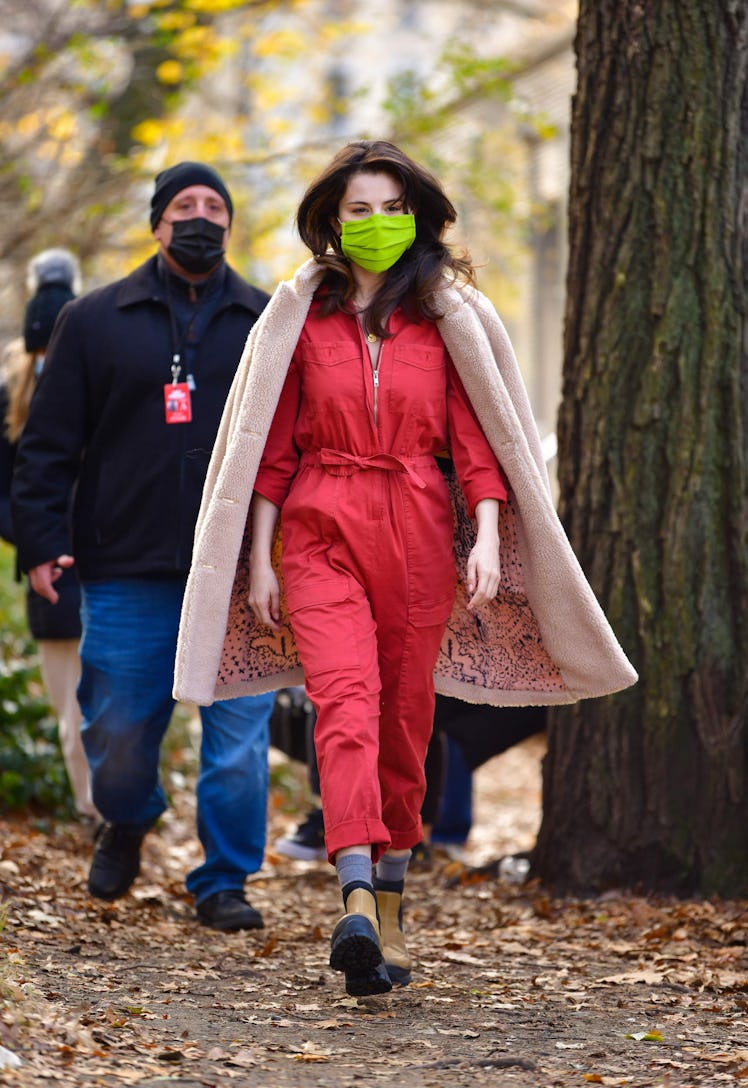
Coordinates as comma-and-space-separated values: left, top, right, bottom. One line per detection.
325, 816, 392, 865
387, 819, 424, 855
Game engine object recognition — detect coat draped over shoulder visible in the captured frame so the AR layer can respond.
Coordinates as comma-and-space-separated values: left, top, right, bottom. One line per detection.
174, 259, 637, 707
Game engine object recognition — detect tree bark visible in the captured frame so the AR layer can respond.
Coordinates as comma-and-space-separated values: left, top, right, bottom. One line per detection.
534, 0, 748, 895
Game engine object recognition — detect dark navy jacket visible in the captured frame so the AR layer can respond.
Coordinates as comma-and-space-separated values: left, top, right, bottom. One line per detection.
11, 255, 269, 581
0, 378, 81, 638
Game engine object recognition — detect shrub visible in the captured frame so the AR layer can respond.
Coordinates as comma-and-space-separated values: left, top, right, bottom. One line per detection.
0, 544, 72, 814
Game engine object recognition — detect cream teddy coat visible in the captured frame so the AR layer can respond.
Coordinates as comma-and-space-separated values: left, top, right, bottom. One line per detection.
173, 259, 637, 707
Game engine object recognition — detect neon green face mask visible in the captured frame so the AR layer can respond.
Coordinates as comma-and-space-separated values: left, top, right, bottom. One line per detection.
339, 213, 416, 273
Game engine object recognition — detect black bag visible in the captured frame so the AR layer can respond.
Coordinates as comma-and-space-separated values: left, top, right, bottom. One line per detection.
269, 687, 316, 763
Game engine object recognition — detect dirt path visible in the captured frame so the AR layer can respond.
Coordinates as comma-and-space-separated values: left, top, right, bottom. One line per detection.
1, 737, 747, 1087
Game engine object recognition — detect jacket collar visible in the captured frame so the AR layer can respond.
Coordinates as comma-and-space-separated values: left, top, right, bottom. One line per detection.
115, 254, 266, 317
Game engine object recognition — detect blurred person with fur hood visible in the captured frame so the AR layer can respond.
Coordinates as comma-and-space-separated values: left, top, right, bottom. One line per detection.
0, 248, 98, 823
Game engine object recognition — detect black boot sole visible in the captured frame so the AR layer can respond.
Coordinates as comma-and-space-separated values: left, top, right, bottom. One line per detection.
344, 961, 393, 997
329, 915, 392, 996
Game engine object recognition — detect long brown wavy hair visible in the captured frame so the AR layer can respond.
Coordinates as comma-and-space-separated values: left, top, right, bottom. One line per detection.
3, 340, 36, 443
296, 140, 476, 339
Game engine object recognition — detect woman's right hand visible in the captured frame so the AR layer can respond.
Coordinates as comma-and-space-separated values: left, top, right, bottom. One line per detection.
248, 492, 282, 630
248, 561, 282, 631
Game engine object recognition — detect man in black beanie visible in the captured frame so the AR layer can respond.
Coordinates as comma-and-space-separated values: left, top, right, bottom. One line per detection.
11, 163, 276, 931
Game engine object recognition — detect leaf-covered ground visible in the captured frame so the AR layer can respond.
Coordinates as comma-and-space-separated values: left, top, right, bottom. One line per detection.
1, 734, 747, 1088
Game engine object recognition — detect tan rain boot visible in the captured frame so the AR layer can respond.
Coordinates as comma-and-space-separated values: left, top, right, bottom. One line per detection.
375, 888, 412, 986
329, 887, 392, 997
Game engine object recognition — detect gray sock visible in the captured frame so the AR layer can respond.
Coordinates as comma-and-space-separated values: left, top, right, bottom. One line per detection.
375, 850, 412, 885
335, 852, 373, 895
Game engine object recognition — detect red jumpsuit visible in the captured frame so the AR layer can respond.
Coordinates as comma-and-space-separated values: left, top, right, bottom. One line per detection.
255, 299, 507, 861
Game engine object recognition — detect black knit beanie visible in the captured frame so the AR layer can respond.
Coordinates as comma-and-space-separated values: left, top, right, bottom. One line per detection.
23, 283, 76, 352
149, 162, 234, 229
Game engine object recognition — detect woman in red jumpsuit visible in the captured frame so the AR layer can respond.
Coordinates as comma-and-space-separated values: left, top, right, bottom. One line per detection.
248, 141, 507, 997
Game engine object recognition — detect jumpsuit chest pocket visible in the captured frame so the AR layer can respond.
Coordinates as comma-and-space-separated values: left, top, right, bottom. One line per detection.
296, 343, 363, 415
298, 342, 360, 367
392, 344, 446, 371
389, 343, 448, 419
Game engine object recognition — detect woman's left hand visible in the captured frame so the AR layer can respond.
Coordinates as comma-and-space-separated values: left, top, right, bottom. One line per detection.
466, 535, 501, 611
466, 498, 501, 611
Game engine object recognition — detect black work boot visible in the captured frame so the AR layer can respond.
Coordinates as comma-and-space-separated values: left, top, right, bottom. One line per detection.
329, 886, 392, 997
196, 890, 264, 931
88, 823, 147, 901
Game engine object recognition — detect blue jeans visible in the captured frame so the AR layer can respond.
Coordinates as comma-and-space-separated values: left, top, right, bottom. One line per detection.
78, 578, 274, 903
432, 736, 473, 845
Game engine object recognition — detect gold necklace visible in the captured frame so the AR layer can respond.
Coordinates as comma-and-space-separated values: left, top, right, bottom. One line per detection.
366, 332, 378, 343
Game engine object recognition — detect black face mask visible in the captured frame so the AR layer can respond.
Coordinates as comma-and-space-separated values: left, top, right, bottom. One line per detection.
166, 217, 226, 274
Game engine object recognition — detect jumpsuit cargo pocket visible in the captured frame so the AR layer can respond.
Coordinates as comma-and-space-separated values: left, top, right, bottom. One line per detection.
284, 575, 363, 675
409, 596, 454, 630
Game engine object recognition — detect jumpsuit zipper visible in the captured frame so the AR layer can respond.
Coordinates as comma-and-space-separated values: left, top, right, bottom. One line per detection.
372, 361, 380, 425
367, 335, 382, 427
357, 315, 382, 428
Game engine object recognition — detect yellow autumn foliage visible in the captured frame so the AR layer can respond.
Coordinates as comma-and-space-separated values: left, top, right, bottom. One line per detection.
319, 20, 367, 43
264, 115, 295, 137
47, 110, 79, 142
171, 25, 216, 58
250, 82, 296, 111
16, 113, 42, 139
185, 0, 257, 12
212, 130, 248, 159
132, 119, 167, 147
252, 28, 306, 59
156, 59, 185, 85
60, 144, 83, 168
132, 116, 189, 147
154, 10, 197, 31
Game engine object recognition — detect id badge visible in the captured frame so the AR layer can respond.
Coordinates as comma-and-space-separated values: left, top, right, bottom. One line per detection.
164, 382, 192, 424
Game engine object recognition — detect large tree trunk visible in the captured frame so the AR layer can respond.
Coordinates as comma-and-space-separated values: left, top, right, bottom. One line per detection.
534, 0, 748, 896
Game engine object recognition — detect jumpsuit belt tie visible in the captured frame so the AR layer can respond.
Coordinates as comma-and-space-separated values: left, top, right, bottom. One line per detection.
301, 449, 434, 489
